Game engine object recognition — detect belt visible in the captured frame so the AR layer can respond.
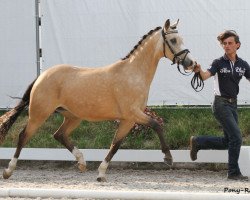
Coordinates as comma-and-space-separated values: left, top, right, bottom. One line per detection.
215, 95, 237, 103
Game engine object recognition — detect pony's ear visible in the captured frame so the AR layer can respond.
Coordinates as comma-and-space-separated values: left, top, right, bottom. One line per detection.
164, 19, 170, 32
170, 19, 179, 30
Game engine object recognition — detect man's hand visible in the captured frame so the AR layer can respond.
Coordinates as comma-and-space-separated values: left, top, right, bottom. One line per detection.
193, 63, 201, 73
193, 64, 212, 81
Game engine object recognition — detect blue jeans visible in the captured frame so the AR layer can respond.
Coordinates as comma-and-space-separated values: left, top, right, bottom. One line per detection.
196, 96, 242, 176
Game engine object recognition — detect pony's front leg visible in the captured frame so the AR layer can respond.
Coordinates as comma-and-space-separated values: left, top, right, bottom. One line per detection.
135, 111, 173, 166
97, 120, 134, 182
97, 142, 123, 182
149, 118, 173, 166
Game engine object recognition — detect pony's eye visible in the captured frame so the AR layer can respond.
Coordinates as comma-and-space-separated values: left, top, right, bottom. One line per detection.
170, 38, 177, 44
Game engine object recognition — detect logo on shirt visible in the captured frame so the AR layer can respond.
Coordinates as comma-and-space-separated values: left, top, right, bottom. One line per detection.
235, 67, 245, 76
220, 68, 231, 74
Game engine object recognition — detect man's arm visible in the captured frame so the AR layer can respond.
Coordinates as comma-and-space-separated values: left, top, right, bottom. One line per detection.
244, 62, 250, 82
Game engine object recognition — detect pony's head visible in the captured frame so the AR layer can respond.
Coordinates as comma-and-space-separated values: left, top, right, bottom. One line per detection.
162, 19, 195, 71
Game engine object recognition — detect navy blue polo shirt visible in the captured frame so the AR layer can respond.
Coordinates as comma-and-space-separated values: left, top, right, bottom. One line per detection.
208, 54, 250, 99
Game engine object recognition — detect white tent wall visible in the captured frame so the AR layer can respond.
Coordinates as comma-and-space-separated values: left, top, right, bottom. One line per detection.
0, 0, 250, 108
40, 0, 250, 105
0, 0, 37, 109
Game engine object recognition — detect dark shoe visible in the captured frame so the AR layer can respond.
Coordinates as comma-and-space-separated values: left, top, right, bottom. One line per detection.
190, 136, 199, 161
227, 174, 249, 181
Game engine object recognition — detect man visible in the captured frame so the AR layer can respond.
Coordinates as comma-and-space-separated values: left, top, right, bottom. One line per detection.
190, 30, 250, 181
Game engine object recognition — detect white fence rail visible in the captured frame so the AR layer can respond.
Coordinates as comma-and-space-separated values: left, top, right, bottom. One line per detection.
0, 147, 249, 176
1, 188, 249, 200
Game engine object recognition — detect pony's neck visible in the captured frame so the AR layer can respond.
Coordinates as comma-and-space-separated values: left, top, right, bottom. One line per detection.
126, 30, 164, 84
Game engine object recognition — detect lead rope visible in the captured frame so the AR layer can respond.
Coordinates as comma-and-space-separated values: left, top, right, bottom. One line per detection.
191, 71, 204, 92
176, 60, 204, 92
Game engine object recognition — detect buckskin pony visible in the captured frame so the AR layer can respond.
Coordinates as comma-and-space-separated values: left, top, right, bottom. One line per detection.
0, 19, 196, 182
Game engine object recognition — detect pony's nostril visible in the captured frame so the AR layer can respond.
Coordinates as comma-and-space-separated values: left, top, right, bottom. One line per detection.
185, 60, 194, 69
189, 60, 193, 66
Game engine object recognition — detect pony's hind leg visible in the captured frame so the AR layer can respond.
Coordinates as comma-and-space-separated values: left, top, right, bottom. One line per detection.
2, 126, 26, 179
97, 120, 134, 182
53, 114, 85, 172
3, 116, 46, 179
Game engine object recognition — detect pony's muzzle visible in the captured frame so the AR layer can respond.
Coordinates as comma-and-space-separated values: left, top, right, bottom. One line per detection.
183, 59, 195, 71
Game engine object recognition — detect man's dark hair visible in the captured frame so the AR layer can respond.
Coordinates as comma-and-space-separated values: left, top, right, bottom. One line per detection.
217, 30, 241, 49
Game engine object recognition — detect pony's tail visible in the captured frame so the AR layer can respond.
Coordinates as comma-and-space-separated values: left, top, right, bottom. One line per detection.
0, 79, 37, 144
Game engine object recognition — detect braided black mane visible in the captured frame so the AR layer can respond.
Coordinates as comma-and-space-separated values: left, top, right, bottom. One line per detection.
122, 26, 162, 60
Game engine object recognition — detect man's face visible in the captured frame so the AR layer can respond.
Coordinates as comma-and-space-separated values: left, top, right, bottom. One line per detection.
222, 36, 240, 55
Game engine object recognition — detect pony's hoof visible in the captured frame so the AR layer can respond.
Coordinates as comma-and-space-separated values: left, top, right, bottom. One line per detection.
78, 163, 87, 172
3, 169, 12, 179
164, 157, 173, 166
97, 176, 107, 182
